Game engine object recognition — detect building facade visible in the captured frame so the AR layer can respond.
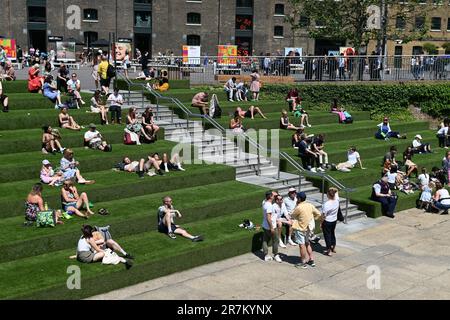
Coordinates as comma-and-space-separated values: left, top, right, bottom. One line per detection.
0, 0, 448, 57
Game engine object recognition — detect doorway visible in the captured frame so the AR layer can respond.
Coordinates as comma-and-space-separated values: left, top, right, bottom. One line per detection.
134, 33, 152, 56
28, 30, 47, 52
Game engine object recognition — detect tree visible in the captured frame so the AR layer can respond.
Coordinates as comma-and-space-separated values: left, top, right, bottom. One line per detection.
442, 43, 450, 54
422, 42, 438, 54
286, 0, 443, 52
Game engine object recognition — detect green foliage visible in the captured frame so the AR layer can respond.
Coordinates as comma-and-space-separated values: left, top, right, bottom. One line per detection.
442, 42, 450, 54
422, 42, 438, 54
261, 83, 450, 118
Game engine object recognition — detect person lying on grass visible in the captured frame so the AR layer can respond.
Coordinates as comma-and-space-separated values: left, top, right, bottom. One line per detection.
149, 152, 185, 173
61, 179, 95, 219
60, 149, 95, 184
76, 225, 133, 269
40, 159, 64, 187
235, 106, 267, 120
115, 156, 165, 178
157, 196, 203, 242
42, 125, 65, 154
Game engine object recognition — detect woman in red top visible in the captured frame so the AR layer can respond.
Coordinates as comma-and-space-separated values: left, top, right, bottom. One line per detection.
28, 64, 44, 93
286, 88, 301, 111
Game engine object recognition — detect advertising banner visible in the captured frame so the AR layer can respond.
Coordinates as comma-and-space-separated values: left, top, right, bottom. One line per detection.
340, 47, 356, 56
56, 42, 76, 62
284, 47, 303, 57
218, 45, 238, 66
0, 38, 17, 61
114, 42, 132, 61
182, 46, 201, 65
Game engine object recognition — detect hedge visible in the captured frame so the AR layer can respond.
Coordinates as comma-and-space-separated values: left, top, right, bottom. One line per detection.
261, 83, 450, 118
115, 79, 190, 91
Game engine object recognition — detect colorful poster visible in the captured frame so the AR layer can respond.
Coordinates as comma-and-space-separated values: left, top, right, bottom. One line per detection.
114, 42, 132, 61
56, 42, 76, 62
182, 46, 201, 65
0, 38, 17, 61
284, 47, 303, 57
340, 47, 356, 56
218, 45, 238, 66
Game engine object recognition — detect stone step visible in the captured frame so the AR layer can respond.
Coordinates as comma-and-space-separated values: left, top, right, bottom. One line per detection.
235, 166, 280, 179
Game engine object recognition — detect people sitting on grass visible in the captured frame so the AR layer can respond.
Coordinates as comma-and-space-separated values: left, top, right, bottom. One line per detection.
436, 119, 449, 148
236, 81, 249, 102
42, 75, 64, 108
126, 107, 153, 142
286, 88, 301, 112
0, 81, 9, 112
235, 106, 267, 120
297, 134, 320, 172
411, 134, 431, 154
330, 98, 353, 124
60, 149, 95, 184
150, 152, 185, 173
67, 73, 86, 106
2, 61, 16, 81
290, 191, 322, 268
157, 196, 204, 241
142, 107, 160, 141
280, 110, 299, 130
292, 102, 312, 128
431, 181, 450, 214
90, 90, 109, 125
403, 146, 419, 178
230, 115, 245, 134
382, 146, 400, 175
107, 88, 124, 125
375, 117, 407, 140
59, 107, 82, 131
84, 123, 112, 152
371, 175, 398, 218
40, 159, 64, 187
431, 166, 447, 185
333, 146, 366, 172
57, 63, 70, 93
150, 77, 170, 92
76, 225, 133, 269
224, 77, 237, 102
292, 127, 314, 149
61, 180, 95, 219
25, 183, 63, 227
42, 125, 64, 154
28, 64, 44, 93
386, 165, 406, 190
311, 134, 328, 172
191, 92, 209, 115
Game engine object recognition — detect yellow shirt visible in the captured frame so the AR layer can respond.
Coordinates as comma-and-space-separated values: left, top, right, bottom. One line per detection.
291, 202, 322, 232
158, 83, 170, 92
98, 61, 109, 80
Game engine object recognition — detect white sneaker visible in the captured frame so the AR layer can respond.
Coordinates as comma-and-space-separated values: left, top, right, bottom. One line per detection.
264, 255, 273, 262
307, 124, 312, 128
288, 239, 297, 246
274, 255, 282, 263
317, 167, 325, 172
310, 168, 317, 173
279, 240, 287, 248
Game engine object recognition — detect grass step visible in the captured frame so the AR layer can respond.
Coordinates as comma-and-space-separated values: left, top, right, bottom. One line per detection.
0, 140, 176, 183
0, 181, 266, 263
7, 92, 92, 110
0, 209, 264, 300
0, 164, 236, 218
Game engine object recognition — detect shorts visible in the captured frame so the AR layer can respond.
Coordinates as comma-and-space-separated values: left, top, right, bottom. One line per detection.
165, 162, 178, 171
89, 139, 103, 150
294, 230, 309, 245
77, 251, 95, 263
64, 202, 78, 214
158, 223, 178, 234
0, 94, 7, 104
100, 78, 111, 88
244, 110, 252, 118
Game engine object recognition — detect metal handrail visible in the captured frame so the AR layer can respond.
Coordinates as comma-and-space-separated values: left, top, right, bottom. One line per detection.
119, 75, 354, 222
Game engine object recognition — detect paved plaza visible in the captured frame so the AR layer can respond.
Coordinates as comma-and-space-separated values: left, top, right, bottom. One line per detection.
89, 209, 450, 300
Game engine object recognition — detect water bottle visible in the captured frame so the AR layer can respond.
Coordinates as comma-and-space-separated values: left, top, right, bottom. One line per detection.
44, 202, 48, 211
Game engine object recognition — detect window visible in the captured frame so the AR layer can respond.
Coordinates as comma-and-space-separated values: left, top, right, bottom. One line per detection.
315, 19, 325, 28
28, 6, 46, 23
187, 12, 201, 25
236, 15, 253, 30
447, 18, 450, 31
83, 9, 98, 21
299, 16, 310, 28
412, 46, 423, 55
135, 11, 151, 28
415, 16, 425, 30
274, 4, 285, 15
187, 35, 201, 46
84, 32, 98, 46
274, 26, 284, 37
236, 0, 253, 7
396, 16, 406, 29
134, 0, 152, 3
431, 17, 442, 31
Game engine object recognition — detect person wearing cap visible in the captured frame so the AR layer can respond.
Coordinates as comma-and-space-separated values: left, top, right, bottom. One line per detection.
84, 124, 111, 152
290, 192, 322, 269
375, 117, 406, 140
261, 191, 282, 262
40, 160, 64, 187
412, 134, 432, 154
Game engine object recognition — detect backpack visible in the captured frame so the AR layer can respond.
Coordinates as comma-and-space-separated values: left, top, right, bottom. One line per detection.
107, 63, 116, 78
123, 131, 136, 145
36, 211, 56, 228
209, 94, 222, 118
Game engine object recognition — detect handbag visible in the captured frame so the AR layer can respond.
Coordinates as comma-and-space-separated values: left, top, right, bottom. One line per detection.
337, 206, 345, 222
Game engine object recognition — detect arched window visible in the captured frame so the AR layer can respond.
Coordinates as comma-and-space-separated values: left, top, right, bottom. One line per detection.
274, 26, 284, 37
83, 9, 98, 21
187, 35, 201, 46
274, 4, 285, 15
187, 12, 201, 25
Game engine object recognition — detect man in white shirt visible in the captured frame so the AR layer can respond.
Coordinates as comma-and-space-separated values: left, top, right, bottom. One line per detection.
262, 191, 282, 262
67, 73, 86, 106
224, 77, 237, 102
335, 146, 366, 172
84, 123, 111, 152
107, 88, 124, 124
273, 194, 295, 248
437, 123, 449, 148
412, 134, 431, 153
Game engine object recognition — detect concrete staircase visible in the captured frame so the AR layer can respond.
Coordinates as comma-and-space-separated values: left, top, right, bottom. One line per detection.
120, 90, 366, 221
